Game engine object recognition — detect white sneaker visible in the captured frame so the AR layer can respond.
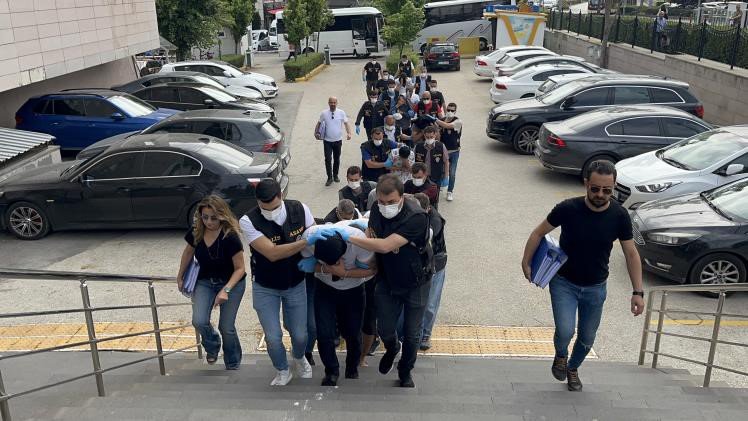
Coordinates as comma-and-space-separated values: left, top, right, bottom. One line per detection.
446, 192, 454, 201
270, 369, 293, 386
295, 357, 313, 379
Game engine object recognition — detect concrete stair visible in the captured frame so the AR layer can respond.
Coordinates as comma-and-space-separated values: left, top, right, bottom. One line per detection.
3, 352, 748, 420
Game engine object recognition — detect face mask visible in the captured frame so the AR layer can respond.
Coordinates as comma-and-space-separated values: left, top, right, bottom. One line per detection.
421, 72, 427, 76
425, 138, 436, 146
412, 178, 425, 187
446, 111, 455, 119
385, 124, 394, 130
402, 60, 408, 64
378, 201, 402, 219
371, 60, 376, 64
431, 88, 438, 93
423, 99, 431, 105
382, 74, 389, 79
261, 205, 283, 223
388, 88, 395, 94
370, 98, 377, 104
348, 181, 361, 190
373, 139, 383, 146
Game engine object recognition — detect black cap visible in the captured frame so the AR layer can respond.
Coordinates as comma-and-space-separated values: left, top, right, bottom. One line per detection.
314, 232, 347, 265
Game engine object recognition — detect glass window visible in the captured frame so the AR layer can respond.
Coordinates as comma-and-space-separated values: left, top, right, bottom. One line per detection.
261, 121, 281, 140
141, 152, 201, 177
199, 142, 254, 170
86, 152, 142, 179
651, 88, 683, 104
150, 87, 180, 103
150, 121, 192, 134
661, 130, 748, 171
191, 121, 228, 139
196, 87, 236, 103
662, 118, 708, 138
174, 65, 190, 72
707, 178, 748, 220
613, 86, 651, 105
84, 99, 119, 117
108, 94, 156, 116
430, 45, 456, 53
227, 123, 242, 142
53, 98, 86, 116
539, 80, 587, 104
143, 77, 171, 87
33, 100, 52, 114
202, 65, 227, 77
572, 88, 609, 107
607, 122, 623, 135
191, 75, 226, 89
620, 118, 662, 136
179, 88, 209, 104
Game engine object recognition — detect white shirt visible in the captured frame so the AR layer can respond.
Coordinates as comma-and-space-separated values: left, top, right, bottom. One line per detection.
389, 149, 415, 184
240, 202, 316, 245
301, 222, 374, 290
319, 108, 348, 142
383, 125, 398, 143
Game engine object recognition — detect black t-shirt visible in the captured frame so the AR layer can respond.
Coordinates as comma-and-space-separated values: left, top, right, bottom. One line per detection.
184, 230, 245, 284
547, 197, 633, 286
364, 62, 381, 81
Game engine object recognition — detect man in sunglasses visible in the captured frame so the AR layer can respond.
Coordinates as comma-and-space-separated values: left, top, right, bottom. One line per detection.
520, 160, 645, 392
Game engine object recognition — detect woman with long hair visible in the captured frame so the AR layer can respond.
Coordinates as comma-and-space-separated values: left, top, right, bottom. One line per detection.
177, 195, 246, 369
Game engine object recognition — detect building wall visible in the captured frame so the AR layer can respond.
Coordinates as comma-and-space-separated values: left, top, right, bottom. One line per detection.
543, 29, 748, 126
0, 0, 159, 94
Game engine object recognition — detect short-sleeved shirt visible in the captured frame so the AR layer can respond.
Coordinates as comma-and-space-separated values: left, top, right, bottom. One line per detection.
301, 223, 374, 290
364, 62, 382, 81
319, 109, 348, 142
184, 230, 244, 284
239, 202, 316, 245
390, 148, 415, 183
547, 197, 633, 286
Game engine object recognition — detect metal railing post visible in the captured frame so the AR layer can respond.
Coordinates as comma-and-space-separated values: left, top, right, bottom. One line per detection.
698, 21, 707, 61
80, 280, 105, 397
651, 20, 657, 53
0, 369, 11, 421
632, 15, 639, 48
559, 9, 563, 31
703, 291, 726, 387
587, 12, 593, 38
195, 328, 203, 359
614, 14, 621, 43
638, 290, 656, 366
568, 9, 572, 32
675, 17, 682, 52
601, 13, 606, 40
147, 281, 166, 376
578, 11, 583, 35
651, 291, 668, 369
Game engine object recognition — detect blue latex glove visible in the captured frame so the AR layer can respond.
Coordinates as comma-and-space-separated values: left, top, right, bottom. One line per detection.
348, 219, 368, 231
307, 226, 336, 245
440, 177, 449, 187
407, 110, 415, 118
354, 260, 370, 270
297, 257, 317, 273
383, 156, 393, 168
355, 125, 361, 135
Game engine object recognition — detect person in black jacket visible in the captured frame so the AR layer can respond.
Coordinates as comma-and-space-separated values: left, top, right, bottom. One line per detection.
355, 91, 381, 140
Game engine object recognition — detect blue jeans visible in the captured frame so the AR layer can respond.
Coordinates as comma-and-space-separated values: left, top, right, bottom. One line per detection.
252, 280, 308, 371
192, 278, 246, 369
305, 274, 317, 354
448, 151, 459, 193
549, 275, 607, 370
422, 268, 446, 340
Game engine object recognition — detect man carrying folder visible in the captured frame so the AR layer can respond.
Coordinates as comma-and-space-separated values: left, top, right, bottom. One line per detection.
521, 160, 645, 392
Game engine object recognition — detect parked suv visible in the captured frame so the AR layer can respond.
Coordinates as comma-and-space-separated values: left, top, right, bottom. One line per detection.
486, 76, 704, 154
160, 61, 278, 99
15, 90, 178, 150
424, 43, 461, 71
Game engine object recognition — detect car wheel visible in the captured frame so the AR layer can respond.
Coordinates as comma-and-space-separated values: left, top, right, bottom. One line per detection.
512, 125, 540, 155
6, 201, 50, 240
582, 155, 617, 178
690, 253, 745, 298
186, 202, 199, 228
479, 38, 488, 51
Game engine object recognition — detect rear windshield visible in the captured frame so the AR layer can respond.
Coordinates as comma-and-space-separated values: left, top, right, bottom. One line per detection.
199, 142, 254, 170
430, 46, 456, 53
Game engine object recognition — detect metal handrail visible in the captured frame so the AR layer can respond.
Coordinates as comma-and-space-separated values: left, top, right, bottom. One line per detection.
638, 283, 748, 387
0, 268, 202, 421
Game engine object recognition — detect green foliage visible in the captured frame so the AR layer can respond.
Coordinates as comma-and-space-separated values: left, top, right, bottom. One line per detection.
283, 52, 325, 81
284, 0, 310, 54
226, 0, 254, 54
385, 48, 420, 74
156, 0, 225, 60
306, 0, 334, 51
381, 0, 425, 57
374, 0, 426, 16
220, 54, 245, 68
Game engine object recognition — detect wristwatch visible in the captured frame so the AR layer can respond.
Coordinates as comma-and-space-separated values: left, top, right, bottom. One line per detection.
224, 287, 232, 294
632, 290, 644, 297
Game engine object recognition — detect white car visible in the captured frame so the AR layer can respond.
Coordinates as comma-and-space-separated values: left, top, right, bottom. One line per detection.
489, 64, 593, 103
535, 73, 598, 96
543, 0, 559, 8
615, 126, 748, 210
494, 55, 609, 77
473, 46, 549, 78
494, 50, 558, 70
160, 61, 278, 99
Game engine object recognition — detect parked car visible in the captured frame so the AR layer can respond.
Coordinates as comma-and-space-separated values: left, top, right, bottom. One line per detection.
138, 60, 162, 77
494, 55, 612, 77
535, 73, 597, 96
493, 50, 557, 70
112, 71, 266, 102
160, 61, 278, 99
14, 90, 179, 150
474, 46, 550, 78
632, 178, 748, 290
543, 0, 559, 8
131, 83, 276, 120
79, 111, 291, 169
490, 64, 594, 103
0, 133, 288, 240
424, 43, 461, 71
535, 105, 713, 176
615, 125, 748, 210
486, 76, 704, 154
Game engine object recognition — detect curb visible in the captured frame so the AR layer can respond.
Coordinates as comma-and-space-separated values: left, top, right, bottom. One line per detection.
294, 63, 327, 82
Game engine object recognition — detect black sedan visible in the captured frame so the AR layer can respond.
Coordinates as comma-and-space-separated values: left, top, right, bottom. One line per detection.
633, 178, 748, 290
131, 82, 275, 120
0, 133, 288, 240
424, 43, 460, 71
486, 76, 704, 154
536, 105, 713, 176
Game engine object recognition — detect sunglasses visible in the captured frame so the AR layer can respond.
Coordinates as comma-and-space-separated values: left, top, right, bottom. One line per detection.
201, 214, 221, 222
590, 186, 614, 195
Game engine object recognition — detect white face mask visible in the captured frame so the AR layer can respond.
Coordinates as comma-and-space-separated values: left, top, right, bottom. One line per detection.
422, 99, 431, 105
373, 139, 383, 146
385, 124, 394, 131
412, 178, 425, 187
446, 111, 455, 119
402, 60, 408, 64
431, 88, 438, 93
421, 72, 427, 76
388, 88, 395, 94
260, 205, 283, 223
348, 181, 361, 190
370, 98, 377, 104
371, 60, 376, 64
425, 138, 436, 146
378, 200, 402, 219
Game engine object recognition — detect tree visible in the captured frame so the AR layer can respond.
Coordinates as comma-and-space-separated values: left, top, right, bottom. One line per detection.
375, 0, 426, 16
284, 0, 309, 58
156, 0, 225, 60
600, 0, 616, 68
305, 0, 334, 52
227, 0, 254, 54
381, 0, 424, 57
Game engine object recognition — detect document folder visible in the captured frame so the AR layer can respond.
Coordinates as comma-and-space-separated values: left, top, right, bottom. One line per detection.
530, 235, 567, 289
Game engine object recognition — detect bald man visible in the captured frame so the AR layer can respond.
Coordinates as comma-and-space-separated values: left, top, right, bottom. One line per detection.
315, 97, 353, 186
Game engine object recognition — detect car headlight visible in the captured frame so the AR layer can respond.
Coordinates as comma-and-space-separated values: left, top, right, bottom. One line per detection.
646, 231, 702, 245
493, 114, 518, 122
635, 182, 681, 193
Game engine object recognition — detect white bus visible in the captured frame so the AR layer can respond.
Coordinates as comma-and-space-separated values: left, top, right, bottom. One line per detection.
414, 0, 515, 54
275, 7, 385, 58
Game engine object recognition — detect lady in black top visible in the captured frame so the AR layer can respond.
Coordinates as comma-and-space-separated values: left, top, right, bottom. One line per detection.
178, 195, 246, 369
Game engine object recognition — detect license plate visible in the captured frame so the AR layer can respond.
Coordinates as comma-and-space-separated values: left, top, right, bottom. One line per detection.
438, 61, 449, 65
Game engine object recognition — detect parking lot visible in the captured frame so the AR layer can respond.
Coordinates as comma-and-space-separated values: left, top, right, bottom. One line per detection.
0, 53, 746, 386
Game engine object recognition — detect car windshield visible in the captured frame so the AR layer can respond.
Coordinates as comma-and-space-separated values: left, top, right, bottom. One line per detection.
223, 63, 246, 77
430, 46, 455, 53
704, 179, 748, 221
498, 55, 511, 64
198, 86, 238, 103
538, 80, 586, 104
192, 75, 227, 89
199, 142, 254, 170
107, 94, 156, 116
660, 130, 748, 171
538, 79, 556, 93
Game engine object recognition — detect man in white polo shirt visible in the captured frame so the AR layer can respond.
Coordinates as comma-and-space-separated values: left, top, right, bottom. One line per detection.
314, 97, 352, 186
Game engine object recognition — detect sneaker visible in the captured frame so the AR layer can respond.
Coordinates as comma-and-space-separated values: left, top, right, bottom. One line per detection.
295, 357, 313, 379
446, 192, 454, 201
270, 369, 293, 386
399, 373, 415, 388
305, 352, 316, 366
334, 175, 340, 183
419, 337, 432, 351
345, 367, 359, 379
378, 343, 401, 375
551, 356, 568, 381
325, 177, 333, 186
321, 373, 338, 386
367, 338, 381, 356
567, 368, 583, 392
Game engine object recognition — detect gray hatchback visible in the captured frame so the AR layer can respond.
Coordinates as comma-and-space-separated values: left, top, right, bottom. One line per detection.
535, 105, 713, 176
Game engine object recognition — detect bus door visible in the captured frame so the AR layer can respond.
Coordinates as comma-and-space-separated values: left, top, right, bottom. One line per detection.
351, 17, 369, 55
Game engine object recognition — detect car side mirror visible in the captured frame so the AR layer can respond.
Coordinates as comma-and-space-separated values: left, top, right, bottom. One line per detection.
110, 112, 125, 121
204, 99, 215, 107
223, 70, 232, 78
724, 163, 744, 176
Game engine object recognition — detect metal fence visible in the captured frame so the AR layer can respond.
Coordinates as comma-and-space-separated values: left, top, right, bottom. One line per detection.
548, 10, 748, 70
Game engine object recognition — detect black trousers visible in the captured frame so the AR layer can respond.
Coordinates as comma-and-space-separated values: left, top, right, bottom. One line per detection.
376, 280, 431, 378
365, 80, 377, 94
362, 275, 378, 336
314, 280, 365, 376
323, 140, 342, 178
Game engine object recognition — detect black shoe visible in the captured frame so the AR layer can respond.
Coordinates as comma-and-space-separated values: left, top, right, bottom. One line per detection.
321, 374, 338, 387
567, 368, 583, 392
399, 373, 415, 388
305, 352, 315, 366
333, 175, 340, 183
334, 337, 341, 348
345, 367, 359, 379
551, 356, 567, 381
367, 338, 380, 356
378, 343, 400, 375
325, 177, 333, 186
419, 337, 431, 351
